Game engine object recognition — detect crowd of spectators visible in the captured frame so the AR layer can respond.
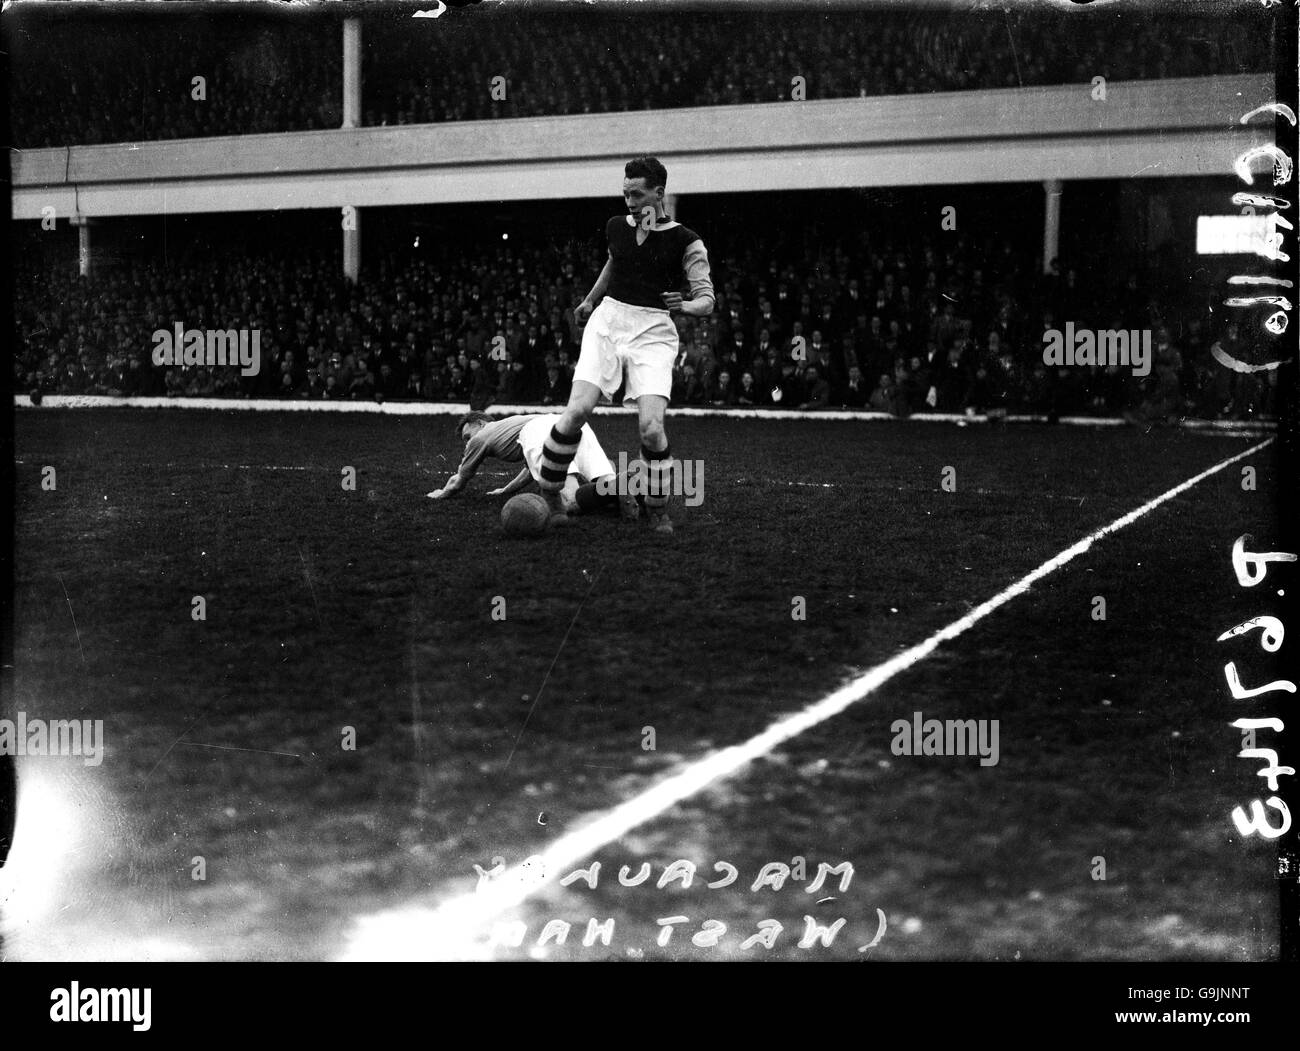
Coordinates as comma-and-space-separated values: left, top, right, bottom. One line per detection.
12, 8, 1269, 147
12, 20, 342, 147
361, 8, 1267, 127
14, 219, 1278, 424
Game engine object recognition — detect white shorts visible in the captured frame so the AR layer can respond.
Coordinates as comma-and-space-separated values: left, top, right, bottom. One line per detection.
519, 413, 615, 484
574, 296, 679, 406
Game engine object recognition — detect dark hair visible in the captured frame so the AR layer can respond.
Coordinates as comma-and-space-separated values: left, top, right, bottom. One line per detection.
625, 156, 667, 190
455, 411, 492, 437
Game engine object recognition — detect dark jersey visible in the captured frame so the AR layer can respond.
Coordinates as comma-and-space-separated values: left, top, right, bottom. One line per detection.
605, 216, 705, 310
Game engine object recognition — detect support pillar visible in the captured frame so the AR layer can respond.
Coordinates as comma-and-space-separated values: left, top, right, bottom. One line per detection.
341, 18, 363, 284
70, 215, 95, 278
342, 18, 362, 129
343, 206, 361, 283
1042, 179, 1062, 273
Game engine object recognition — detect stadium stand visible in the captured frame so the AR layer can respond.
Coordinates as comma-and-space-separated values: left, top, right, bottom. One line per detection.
11, 8, 1269, 147
9, 5, 1276, 423
11, 18, 342, 147
12, 215, 1276, 423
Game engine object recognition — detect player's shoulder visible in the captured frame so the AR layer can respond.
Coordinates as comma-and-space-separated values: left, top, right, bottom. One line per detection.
675, 223, 704, 246
472, 415, 509, 439
489, 414, 529, 436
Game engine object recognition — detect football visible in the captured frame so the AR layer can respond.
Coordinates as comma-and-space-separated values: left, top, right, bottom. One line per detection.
500, 492, 551, 536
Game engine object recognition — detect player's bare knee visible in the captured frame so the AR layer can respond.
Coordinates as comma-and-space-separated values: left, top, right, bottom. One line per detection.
559, 406, 588, 434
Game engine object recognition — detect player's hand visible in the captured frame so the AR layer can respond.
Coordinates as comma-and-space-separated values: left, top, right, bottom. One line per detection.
486, 487, 508, 497
428, 488, 450, 500
575, 300, 594, 325
661, 292, 684, 312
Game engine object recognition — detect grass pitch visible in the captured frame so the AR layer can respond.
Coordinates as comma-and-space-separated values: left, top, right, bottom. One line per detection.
6, 408, 1282, 960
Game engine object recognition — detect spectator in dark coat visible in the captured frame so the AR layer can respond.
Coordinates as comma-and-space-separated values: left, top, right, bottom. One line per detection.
751, 299, 783, 346
930, 343, 971, 411
709, 369, 738, 406
841, 364, 870, 408
752, 328, 778, 368
541, 364, 570, 406
348, 358, 376, 399
892, 359, 919, 416
675, 363, 706, 405
377, 362, 404, 399
501, 359, 532, 402
447, 365, 469, 401
869, 372, 902, 415
799, 365, 830, 410
469, 358, 497, 409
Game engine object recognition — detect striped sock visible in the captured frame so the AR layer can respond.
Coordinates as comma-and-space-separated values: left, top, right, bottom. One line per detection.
539, 424, 582, 493
643, 444, 674, 510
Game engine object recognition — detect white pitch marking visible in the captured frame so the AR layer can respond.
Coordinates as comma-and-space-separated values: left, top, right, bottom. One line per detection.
221, 464, 310, 471
13, 394, 1279, 434
752, 479, 1094, 501
336, 438, 1273, 960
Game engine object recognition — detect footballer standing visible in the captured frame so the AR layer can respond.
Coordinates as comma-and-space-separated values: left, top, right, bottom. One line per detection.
538, 156, 715, 534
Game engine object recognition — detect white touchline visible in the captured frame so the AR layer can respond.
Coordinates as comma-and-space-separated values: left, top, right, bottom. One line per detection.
337, 437, 1275, 961
221, 464, 311, 471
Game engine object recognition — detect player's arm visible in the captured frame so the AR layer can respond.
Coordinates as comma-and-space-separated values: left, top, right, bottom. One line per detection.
576, 253, 614, 323
487, 467, 532, 498
662, 239, 715, 318
429, 466, 474, 499
428, 437, 490, 499
429, 473, 465, 499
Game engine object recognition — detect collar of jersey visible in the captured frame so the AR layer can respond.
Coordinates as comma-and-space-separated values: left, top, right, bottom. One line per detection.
625, 214, 680, 231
